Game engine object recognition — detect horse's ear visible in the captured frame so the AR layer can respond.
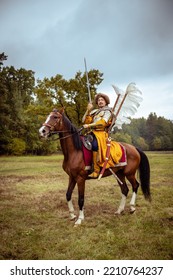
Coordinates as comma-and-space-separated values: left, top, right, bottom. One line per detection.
59, 107, 65, 114
53, 108, 58, 113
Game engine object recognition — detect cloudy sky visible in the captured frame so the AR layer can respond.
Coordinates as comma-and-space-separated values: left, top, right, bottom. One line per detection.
1, 0, 173, 119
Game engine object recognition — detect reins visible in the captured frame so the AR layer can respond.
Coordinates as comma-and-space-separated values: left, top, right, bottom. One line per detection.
48, 127, 83, 141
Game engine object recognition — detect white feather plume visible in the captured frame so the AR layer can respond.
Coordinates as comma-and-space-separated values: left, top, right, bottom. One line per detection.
112, 82, 143, 129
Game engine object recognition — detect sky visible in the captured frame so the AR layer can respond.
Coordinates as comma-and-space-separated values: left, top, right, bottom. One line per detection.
1, 0, 173, 120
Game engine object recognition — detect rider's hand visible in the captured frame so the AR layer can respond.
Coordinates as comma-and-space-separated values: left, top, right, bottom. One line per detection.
87, 103, 93, 111
83, 124, 89, 129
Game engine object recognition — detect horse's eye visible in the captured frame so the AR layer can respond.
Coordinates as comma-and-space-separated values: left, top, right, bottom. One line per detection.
54, 116, 58, 119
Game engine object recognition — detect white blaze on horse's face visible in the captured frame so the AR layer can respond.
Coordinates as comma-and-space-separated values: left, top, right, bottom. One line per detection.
39, 115, 51, 138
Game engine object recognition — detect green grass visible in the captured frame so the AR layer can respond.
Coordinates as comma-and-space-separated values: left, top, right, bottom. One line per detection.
0, 152, 173, 260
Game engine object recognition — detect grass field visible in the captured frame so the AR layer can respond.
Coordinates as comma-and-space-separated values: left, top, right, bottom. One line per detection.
0, 152, 173, 260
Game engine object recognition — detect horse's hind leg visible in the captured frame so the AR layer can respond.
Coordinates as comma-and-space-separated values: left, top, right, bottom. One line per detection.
127, 174, 139, 213
115, 172, 129, 215
66, 177, 76, 220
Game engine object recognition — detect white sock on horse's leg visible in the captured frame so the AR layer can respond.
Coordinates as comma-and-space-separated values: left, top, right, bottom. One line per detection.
68, 200, 76, 220
115, 194, 126, 214
75, 210, 84, 225
130, 192, 137, 213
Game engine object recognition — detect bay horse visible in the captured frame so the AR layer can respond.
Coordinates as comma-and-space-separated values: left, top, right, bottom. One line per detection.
39, 108, 151, 225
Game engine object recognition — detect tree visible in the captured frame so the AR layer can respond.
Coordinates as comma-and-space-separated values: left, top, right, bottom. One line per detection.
146, 113, 158, 149
160, 135, 172, 150
112, 131, 132, 144
146, 113, 173, 150
34, 69, 104, 126
0, 66, 35, 154
152, 137, 162, 150
136, 137, 149, 150
0, 52, 7, 71
65, 69, 103, 125
113, 113, 173, 150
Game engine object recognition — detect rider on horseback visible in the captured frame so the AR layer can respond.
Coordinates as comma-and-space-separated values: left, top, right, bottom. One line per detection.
82, 93, 122, 178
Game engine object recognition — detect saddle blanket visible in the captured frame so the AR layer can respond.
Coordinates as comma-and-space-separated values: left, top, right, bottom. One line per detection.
114, 143, 127, 167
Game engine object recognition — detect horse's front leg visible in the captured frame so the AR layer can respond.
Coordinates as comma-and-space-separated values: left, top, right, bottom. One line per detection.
75, 177, 85, 225
66, 176, 76, 220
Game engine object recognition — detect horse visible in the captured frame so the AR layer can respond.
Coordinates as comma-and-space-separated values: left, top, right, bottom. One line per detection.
39, 108, 151, 225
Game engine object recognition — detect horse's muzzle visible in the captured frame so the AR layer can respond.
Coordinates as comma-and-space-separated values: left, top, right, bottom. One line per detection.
39, 126, 50, 138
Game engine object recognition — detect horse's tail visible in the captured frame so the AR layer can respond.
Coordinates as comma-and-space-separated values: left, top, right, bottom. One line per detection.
136, 148, 151, 201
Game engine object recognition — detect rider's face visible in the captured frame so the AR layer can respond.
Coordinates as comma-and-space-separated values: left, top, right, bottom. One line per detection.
97, 97, 106, 108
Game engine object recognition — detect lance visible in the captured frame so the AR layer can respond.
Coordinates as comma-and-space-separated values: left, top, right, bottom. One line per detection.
84, 57, 92, 103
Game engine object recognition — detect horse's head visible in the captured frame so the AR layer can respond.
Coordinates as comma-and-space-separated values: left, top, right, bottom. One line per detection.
39, 108, 64, 138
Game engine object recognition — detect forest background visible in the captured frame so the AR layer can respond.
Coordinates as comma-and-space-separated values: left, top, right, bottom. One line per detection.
0, 52, 173, 156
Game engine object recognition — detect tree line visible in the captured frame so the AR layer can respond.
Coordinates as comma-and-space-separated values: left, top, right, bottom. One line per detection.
0, 52, 173, 155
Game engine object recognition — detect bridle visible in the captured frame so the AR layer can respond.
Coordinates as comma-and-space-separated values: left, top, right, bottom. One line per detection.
42, 112, 83, 140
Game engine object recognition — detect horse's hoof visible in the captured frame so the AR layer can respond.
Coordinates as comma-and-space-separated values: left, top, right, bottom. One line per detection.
130, 207, 136, 214
115, 210, 124, 215
74, 223, 80, 227
74, 218, 83, 226
70, 214, 77, 220
74, 222, 81, 227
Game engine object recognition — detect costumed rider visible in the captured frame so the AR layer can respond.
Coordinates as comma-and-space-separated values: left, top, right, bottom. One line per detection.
82, 93, 112, 179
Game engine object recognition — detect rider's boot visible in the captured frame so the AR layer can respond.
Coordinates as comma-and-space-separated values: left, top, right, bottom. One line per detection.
88, 151, 100, 179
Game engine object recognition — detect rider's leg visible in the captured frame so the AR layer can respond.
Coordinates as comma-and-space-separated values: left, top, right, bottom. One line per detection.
88, 151, 100, 178
88, 135, 100, 179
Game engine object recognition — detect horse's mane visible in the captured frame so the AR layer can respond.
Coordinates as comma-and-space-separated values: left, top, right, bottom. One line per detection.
62, 114, 82, 151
